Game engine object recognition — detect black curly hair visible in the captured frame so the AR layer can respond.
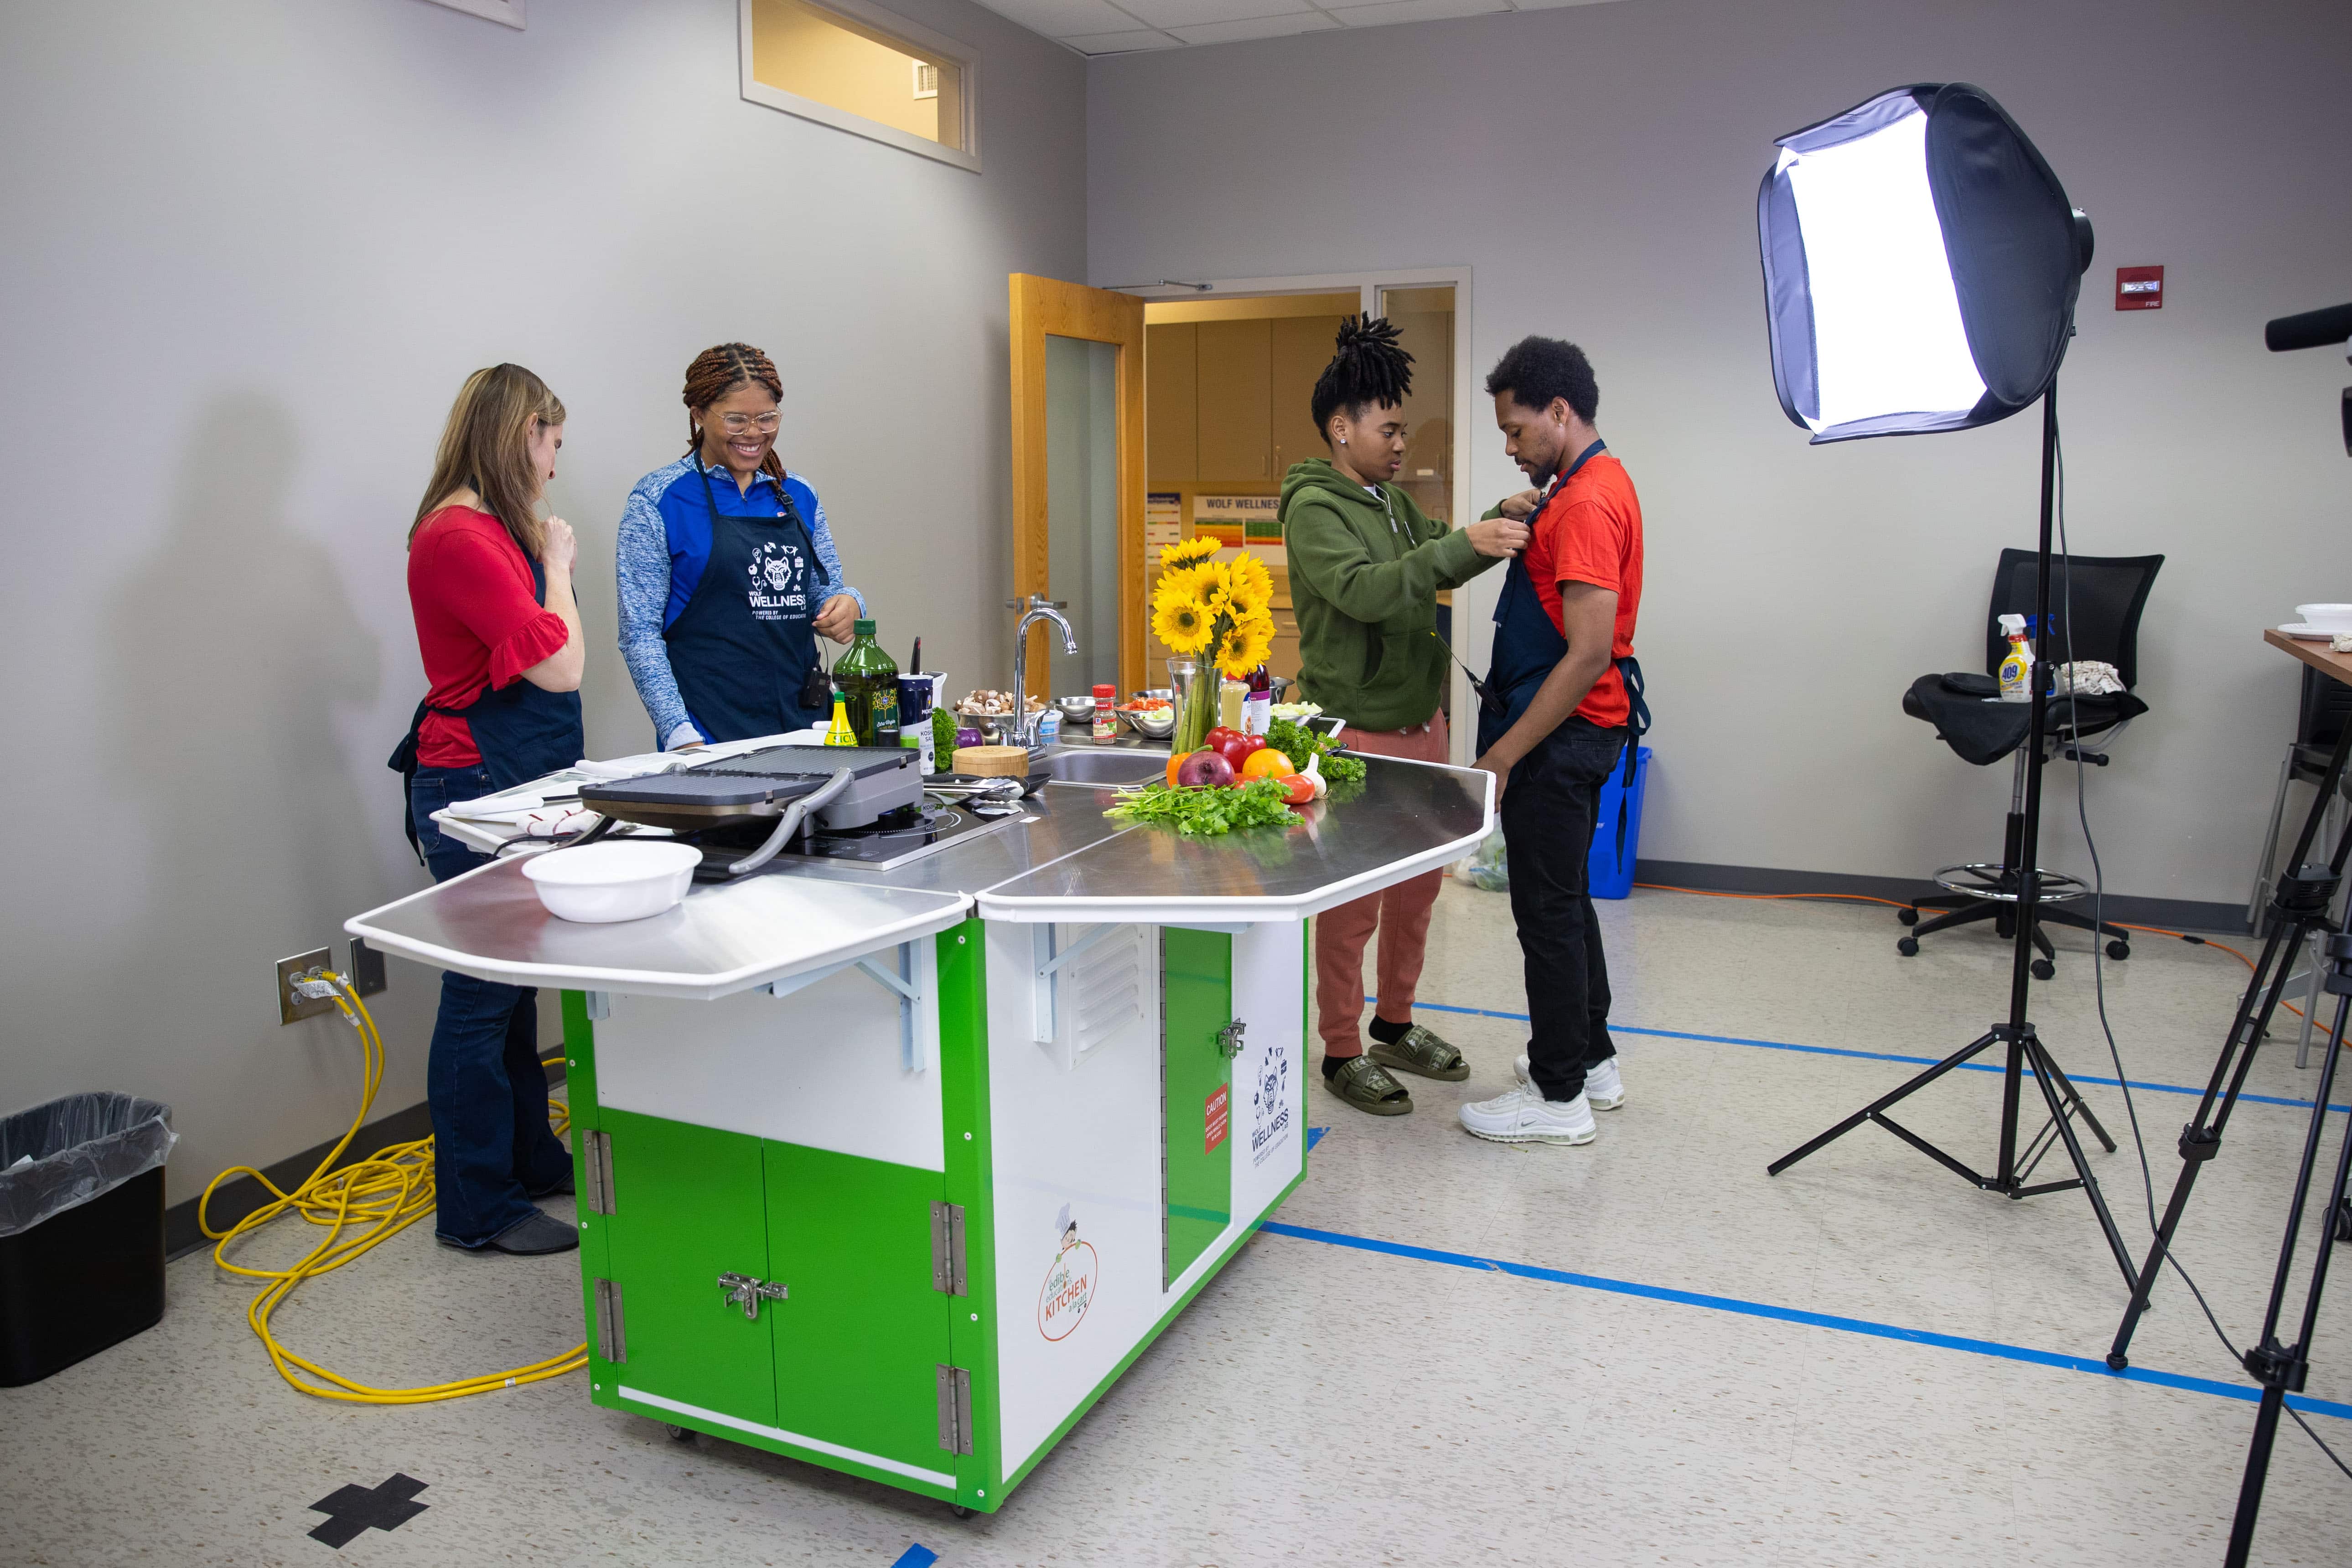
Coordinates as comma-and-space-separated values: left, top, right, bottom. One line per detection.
1311, 316, 1414, 438
1484, 336, 1598, 422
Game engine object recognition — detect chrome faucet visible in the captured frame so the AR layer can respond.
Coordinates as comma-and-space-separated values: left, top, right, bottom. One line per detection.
1008, 593, 1077, 748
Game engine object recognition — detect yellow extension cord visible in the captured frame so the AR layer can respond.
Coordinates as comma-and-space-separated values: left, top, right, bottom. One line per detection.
197, 971, 588, 1403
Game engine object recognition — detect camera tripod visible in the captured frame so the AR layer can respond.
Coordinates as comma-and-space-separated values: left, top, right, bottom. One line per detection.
1767, 389, 2139, 1294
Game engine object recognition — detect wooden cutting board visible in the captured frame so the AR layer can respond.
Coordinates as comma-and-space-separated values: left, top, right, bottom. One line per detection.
951, 745, 1031, 777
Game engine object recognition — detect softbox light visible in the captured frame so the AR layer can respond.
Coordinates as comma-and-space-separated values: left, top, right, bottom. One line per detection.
1758, 83, 2091, 442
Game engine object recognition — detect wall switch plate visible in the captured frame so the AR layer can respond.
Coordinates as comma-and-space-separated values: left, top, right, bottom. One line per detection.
276, 948, 335, 1025
347, 937, 388, 999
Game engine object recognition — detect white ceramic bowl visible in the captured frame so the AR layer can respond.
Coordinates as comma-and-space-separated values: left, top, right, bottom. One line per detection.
521, 841, 702, 923
2296, 603, 2352, 630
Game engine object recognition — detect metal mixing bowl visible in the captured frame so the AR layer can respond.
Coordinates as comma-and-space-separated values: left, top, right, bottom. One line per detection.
1123, 706, 1176, 739
1055, 695, 1096, 722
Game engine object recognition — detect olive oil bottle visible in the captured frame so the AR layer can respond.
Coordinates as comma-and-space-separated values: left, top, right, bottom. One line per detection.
834, 619, 900, 746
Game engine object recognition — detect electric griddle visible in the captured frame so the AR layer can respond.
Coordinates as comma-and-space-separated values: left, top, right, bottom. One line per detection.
580, 746, 922, 833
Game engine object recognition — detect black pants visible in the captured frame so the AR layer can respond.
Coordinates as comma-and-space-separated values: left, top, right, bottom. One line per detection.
1500, 717, 1625, 1102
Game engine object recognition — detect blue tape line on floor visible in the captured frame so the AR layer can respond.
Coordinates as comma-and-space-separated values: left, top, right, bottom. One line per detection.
1369, 997, 2352, 1114
891, 1546, 938, 1568
1307, 1126, 1328, 1151
1254, 1220, 2352, 1423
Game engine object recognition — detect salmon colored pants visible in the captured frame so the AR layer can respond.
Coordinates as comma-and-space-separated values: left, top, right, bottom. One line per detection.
1314, 710, 1450, 1058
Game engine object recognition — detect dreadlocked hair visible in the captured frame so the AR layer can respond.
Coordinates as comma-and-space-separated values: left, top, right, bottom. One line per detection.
1310, 315, 1414, 439
682, 341, 789, 490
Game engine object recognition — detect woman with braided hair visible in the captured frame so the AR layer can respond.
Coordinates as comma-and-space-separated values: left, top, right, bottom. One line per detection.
618, 342, 865, 748
1278, 316, 1530, 1118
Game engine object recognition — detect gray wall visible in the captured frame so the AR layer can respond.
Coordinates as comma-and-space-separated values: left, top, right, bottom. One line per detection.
1088, 0, 2352, 909
0, 0, 1084, 1203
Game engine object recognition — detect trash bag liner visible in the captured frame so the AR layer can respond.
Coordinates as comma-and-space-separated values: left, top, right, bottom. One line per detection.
0, 1094, 177, 1240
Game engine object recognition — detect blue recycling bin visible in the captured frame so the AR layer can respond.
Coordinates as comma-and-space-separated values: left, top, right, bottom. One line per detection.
1587, 745, 1651, 900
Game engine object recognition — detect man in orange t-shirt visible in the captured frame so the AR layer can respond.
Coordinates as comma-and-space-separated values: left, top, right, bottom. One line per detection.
1459, 337, 1645, 1149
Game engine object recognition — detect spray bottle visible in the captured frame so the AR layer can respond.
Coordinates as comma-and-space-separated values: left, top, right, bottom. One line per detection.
1997, 614, 2035, 703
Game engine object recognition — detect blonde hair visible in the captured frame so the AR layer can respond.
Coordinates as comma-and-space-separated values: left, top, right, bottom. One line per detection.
409, 363, 566, 556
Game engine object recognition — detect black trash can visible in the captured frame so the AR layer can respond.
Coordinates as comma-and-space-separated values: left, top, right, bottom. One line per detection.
0, 1093, 176, 1386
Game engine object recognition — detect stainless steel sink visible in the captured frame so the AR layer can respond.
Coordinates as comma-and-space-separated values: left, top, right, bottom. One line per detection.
1042, 748, 1170, 787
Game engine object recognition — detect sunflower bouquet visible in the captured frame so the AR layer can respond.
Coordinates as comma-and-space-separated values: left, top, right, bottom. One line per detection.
1152, 535, 1276, 754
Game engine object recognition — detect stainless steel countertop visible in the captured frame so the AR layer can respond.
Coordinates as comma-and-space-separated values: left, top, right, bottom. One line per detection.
348, 737, 1493, 994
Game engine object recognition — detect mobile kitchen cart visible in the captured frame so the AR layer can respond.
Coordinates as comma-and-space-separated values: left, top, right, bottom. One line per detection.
347, 746, 1489, 1514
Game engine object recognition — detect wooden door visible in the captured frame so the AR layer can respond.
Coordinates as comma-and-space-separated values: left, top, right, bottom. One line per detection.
1009, 274, 1145, 699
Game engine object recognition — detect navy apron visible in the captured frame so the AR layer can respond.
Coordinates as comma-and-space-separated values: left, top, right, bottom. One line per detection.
389, 558, 586, 862
662, 456, 830, 744
1477, 440, 1650, 864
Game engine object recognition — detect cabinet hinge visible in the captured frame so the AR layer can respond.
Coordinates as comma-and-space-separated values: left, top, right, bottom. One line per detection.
930, 1201, 968, 1296
581, 1129, 616, 1216
593, 1278, 627, 1364
936, 1364, 974, 1455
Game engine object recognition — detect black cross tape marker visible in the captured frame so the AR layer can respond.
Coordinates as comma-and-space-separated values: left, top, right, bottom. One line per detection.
307, 1474, 429, 1548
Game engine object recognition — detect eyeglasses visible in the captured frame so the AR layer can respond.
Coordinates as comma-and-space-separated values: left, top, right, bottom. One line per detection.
717, 412, 782, 435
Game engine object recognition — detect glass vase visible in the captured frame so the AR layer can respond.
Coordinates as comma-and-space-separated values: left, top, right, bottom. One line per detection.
1168, 658, 1215, 755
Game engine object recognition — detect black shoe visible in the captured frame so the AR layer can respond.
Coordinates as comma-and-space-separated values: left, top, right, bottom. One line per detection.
467, 1208, 579, 1256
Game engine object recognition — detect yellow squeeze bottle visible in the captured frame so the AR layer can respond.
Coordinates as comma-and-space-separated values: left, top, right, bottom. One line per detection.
823, 690, 858, 745
1996, 615, 2035, 703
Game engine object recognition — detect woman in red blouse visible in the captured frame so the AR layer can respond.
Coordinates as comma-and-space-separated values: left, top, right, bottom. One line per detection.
399, 363, 585, 1255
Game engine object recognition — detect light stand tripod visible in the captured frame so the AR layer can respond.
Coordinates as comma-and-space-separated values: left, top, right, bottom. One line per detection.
2105, 716, 2352, 1372
2221, 935, 2352, 1567
1768, 384, 2139, 1293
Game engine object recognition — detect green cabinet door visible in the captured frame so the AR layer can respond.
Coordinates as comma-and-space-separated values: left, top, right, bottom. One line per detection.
762, 1143, 952, 1474
1160, 927, 1235, 1288
598, 1108, 777, 1429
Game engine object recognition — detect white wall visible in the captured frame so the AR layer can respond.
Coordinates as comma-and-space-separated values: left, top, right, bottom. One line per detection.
0, 0, 1084, 1203
1088, 0, 2352, 909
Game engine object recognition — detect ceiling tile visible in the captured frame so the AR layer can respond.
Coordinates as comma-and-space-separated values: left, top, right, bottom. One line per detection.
1164, 11, 1339, 44
1329, 0, 1506, 23
972, 0, 1146, 36
1121, 0, 1317, 30
1062, 26, 1186, 51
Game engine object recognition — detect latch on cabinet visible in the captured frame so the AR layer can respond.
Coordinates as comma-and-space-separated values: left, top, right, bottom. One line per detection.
1215, 1018, 1246, 1059
718, 1272, 789, 1321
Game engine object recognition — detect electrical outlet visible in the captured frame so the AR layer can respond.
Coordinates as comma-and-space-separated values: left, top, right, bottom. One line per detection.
276, 948, 335, 1025
347, 937, 388, 999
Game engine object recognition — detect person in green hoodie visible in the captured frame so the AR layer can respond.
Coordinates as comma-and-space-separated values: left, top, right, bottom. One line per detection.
1280, 316, 1530, 1116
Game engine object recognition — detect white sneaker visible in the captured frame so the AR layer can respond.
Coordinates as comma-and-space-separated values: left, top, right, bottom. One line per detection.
1513, 1054, 1625, 1111
1459, 1085, 1597, 1146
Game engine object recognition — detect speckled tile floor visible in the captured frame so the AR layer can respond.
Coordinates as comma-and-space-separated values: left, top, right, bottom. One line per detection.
5, 884, 2348, 1566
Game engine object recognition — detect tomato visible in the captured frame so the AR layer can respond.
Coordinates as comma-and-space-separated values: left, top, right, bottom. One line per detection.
1277, 773, 1315, 806
1239, 748, 1295, 782
1213, 732, 1263, 771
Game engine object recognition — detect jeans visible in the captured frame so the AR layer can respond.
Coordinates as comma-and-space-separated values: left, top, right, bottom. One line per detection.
410, 766, 574, 1246
1499, 718, 1626, 1102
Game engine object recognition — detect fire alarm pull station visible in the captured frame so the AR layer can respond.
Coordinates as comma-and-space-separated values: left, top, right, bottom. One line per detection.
2116, 265, 2164, 311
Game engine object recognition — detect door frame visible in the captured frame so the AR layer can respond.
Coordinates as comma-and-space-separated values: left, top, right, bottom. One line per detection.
1009, 274, 1147, 699
1114, 268, 1481, 764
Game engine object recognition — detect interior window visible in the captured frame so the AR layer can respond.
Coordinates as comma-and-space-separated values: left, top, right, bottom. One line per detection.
745, 0, 970, 162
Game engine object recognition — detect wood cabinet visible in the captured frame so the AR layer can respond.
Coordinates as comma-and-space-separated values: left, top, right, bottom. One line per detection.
1145, 323, 1197, 483
1195, 320, 1271, 481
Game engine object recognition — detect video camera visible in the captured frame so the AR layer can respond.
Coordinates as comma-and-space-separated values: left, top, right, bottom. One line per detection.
2264, 302, 2352, 455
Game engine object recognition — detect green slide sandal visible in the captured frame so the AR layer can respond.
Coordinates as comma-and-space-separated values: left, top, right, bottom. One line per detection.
1369, 1025, 1470, 1082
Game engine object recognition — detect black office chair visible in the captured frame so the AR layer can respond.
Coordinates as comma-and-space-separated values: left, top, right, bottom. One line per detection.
1896, 549, 2165, 978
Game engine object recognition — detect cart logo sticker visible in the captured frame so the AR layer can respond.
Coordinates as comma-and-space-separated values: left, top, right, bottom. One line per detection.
1038, 1221, 1097, 1342
1249, 1031, 1291, 1166
1205, 1083, 1230, 1154
746, 539, 808, 620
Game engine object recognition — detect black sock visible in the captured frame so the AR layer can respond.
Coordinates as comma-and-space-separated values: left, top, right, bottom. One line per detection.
1321, 1053, 1357, 1081
1367, 1016, 1410, 1047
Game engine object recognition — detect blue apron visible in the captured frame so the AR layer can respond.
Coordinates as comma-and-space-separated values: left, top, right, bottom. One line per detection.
389, 558, 585, 861
1477, 440, 1649, 859
662, 456, 830, 744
